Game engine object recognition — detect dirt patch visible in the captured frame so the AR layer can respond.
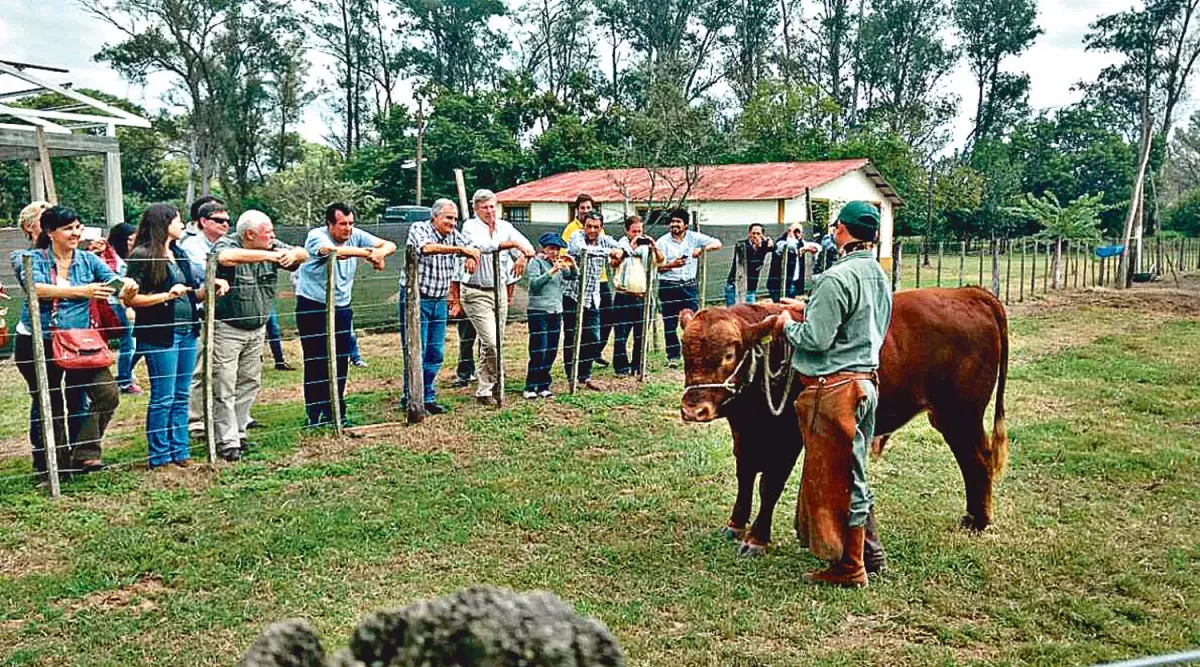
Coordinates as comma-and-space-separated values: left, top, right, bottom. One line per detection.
0, 538, 67, 578
816, 612, 1001, 663
58, 573, 168, 619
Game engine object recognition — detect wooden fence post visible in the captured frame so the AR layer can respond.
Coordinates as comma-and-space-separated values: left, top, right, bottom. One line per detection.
21, 254, 60, 498
936, 241, 944, 287
569, 254, 587, 395
638, 256, 655, 382
492, 251, 504, 407
203, 253, 218, 462
1005, 240, 1012, 304
915, 247, 922, 288
1043, 240, 1050, 293
326, 257, 343, 437
403, 246, 425, 423
958, 241, 966, 287
990, 238, 1001, 297
734, 242, 747, 304
891, 241, 901, 292
1019, 239, 1026, 302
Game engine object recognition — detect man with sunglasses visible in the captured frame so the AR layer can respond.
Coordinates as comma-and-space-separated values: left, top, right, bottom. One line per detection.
184, 199, 233, 436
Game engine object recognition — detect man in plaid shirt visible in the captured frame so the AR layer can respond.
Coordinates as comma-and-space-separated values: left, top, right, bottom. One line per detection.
399, 199, 481, 414
564, 212, 623, 388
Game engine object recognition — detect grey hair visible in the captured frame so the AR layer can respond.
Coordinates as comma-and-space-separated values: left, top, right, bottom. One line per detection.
236, 210, 272, 238
431, 198, 458, 218
471, 189, 497, 206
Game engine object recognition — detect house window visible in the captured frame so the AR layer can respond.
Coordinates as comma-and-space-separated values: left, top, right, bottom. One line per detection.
505, 205, 531, 224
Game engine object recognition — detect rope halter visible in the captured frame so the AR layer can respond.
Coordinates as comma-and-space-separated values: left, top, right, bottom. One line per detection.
681, 344, 762, 406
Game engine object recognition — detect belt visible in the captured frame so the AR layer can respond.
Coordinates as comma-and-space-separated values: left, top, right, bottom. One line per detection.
660, 279, 697, 287
462, 284, 496, 292
797, 370, 878, 389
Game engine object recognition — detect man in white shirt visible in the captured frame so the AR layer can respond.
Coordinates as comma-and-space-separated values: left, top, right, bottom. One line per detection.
655, 209, 722, 366
460, 189, 535, 405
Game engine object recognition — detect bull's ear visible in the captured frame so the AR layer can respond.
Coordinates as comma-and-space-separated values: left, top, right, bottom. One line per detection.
679, 309, 697, 329
742, 315, 777, 346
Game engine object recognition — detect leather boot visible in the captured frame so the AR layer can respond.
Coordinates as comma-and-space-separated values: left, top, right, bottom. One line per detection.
794, 486, 810, 549
803, 525, 868, 588
863, 505, 888, 575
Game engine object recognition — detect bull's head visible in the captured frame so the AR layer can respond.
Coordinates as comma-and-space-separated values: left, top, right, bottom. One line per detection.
678, 305, 786, 423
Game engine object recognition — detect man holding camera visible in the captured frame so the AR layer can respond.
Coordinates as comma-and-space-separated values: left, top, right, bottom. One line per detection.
561, 193, 614, 368
656, 209, 721, 367
767, 222, 822, 302
724, 223, 774, 305
611, 215, 664, 377
564, 212, 623, 389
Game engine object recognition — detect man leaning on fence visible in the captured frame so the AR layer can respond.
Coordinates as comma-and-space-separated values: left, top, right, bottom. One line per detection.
210, 210, 308, 461
459, 189, 535, 406
294, 202, 397, 429
399, 199, 481, 415
656, 209, 721, 367
725, 223, 774, 305
565, 212, 623, 389
611, 215, 664, 377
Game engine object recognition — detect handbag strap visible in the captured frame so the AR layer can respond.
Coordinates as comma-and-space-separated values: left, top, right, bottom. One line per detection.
42, 249, 63, 331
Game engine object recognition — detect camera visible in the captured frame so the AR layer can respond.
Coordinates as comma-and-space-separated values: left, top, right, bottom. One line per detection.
635, 236, 652, 246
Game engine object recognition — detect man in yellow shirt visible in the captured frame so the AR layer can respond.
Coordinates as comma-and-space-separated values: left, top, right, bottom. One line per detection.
561, 194, 613, 368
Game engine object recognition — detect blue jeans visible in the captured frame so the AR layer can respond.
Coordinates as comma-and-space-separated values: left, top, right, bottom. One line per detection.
348, 324, 363, 364
114, 304, 141, 388
295, 295, 353, 427
659, 281, 699, 361
562, 296, 600, 382
140, 327, 198, 466
265, 308, 286, 364
398, 295, 448, 403
525, 310, 561, 392
724, 283, 755, 306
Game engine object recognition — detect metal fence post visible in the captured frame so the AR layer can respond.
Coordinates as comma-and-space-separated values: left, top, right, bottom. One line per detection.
492, 251, 504, 407
203, 253, 218, 463
325, 257, 343, 438
21, 254, 60, 498
403, 246, 425, 423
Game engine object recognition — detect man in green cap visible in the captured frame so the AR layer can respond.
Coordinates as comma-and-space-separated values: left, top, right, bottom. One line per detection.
774, 200, 893, 588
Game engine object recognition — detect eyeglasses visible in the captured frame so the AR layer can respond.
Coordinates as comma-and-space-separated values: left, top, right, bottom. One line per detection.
209, 217, 231, 225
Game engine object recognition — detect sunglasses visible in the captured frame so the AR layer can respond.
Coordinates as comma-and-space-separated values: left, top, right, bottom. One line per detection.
209, 217, 231, 225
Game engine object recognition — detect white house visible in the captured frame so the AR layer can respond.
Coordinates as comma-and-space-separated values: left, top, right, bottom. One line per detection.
494, 159, 903, 267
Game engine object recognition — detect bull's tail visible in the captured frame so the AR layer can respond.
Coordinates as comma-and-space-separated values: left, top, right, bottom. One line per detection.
989, 295, 1010, 478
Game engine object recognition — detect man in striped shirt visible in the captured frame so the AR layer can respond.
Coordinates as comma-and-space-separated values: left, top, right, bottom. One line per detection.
399, 199, 481, 414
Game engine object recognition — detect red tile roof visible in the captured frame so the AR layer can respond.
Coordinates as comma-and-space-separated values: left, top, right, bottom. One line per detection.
495, 159, 901, 204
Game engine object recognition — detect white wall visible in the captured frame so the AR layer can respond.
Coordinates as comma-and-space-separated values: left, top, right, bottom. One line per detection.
529, 202, 566, 224
809, 169, 894, 262
594, 199, 779, 227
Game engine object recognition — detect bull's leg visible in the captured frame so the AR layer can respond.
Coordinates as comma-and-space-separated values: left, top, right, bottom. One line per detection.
722, 458, 756, 541
932, 409, 995, 531
739, 453, 799, 557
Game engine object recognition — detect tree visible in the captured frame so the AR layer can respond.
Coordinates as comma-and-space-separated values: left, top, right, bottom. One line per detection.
392, 0, 508, 93
265, 39, 315, 173
855, 0, 959, 153
313, 0, 376, 156
1164, 187, 1200, 235
722, 0, 780, 105
258, 144, 382, 226
517, 0, 602, 109
953, 0, 1041, 149
1009, 191, 1106, 288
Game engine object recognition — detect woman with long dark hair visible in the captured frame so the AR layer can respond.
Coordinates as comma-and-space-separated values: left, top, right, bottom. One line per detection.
100, 223, 142, 393
13, 206, 138, 482
126, 204, 228, 470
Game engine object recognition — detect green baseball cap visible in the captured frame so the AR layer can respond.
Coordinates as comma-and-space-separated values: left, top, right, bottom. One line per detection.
837, 201, 881, 230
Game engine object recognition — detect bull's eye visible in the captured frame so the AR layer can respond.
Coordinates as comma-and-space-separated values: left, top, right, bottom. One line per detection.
723, 349, 736, 364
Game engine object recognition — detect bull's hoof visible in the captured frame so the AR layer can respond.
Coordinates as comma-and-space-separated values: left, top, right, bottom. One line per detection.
960, 514, 990, 532
720, 525, 747, 541
737, 541, 768, 558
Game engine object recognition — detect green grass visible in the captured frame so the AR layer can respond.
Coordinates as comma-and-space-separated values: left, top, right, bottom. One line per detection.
0, 285, 1198, 666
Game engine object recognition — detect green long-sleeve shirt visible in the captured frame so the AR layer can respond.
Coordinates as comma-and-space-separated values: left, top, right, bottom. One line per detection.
783, 249, 892, 376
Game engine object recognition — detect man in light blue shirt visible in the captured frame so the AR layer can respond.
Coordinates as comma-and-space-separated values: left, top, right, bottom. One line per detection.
655, 209, 721, 365
294, 202, 397, 428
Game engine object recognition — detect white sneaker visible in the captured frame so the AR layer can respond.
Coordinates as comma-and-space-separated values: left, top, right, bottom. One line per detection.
539, 390, 554, 399
523, 390, 538, 399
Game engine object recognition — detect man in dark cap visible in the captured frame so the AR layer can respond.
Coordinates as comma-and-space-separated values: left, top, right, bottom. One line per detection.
774, 200, 893, 589
655, 209, 721, 367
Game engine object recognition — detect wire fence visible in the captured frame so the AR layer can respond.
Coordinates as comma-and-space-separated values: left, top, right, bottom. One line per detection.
2, 223, 1199, 496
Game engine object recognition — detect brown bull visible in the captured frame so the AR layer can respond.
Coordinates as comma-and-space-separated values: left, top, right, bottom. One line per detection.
679, 287, 1009, 555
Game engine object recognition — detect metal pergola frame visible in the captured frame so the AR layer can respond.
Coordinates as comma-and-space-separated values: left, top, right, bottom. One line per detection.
0, 58, 151, 225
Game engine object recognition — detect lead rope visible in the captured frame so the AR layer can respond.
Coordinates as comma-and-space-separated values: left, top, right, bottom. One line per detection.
761, 339, 796, 417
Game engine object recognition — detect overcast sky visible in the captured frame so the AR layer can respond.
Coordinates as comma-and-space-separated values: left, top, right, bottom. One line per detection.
0, 0, 1170, 151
